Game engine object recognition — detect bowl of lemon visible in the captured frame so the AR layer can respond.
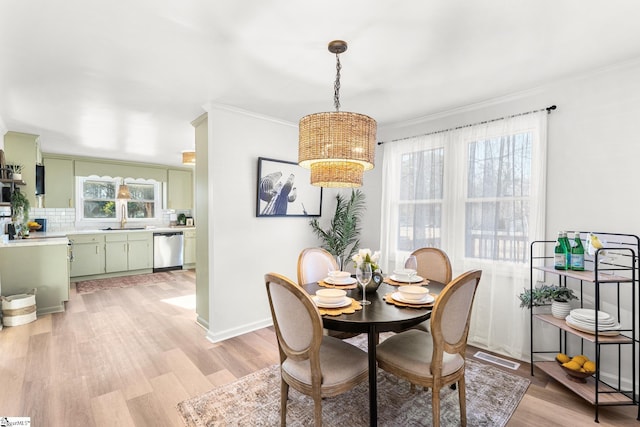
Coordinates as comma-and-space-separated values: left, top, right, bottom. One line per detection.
556, 353, 596, 383
27, 221, 42, 231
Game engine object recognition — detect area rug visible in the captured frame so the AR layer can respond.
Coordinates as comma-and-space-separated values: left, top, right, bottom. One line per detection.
177, 334, 530, 426
74, 272, 176, 293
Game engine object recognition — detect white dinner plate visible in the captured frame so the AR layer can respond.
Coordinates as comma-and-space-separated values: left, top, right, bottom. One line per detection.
312, 296, 352, 308
570, 308, 614, 322
390, 274, 425, 283
392, 291, 434, 305
566, 315, 618, 328
324, 276, 357, 285
565, 317, 621, 336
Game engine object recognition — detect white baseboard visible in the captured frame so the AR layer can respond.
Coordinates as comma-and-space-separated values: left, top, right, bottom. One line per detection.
206, 318, 273, 343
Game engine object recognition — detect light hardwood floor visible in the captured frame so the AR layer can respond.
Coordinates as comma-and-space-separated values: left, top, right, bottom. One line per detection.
0, 270, 637, 426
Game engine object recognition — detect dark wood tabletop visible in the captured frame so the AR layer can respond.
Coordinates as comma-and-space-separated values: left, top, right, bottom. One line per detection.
301, 279, 445, 426
302, 281, 445, 333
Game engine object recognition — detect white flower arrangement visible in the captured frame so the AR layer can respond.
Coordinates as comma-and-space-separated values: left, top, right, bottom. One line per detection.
352, 248, 381, 271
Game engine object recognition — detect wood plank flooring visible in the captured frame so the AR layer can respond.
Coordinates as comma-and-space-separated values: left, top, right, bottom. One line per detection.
0, 270, 637, 426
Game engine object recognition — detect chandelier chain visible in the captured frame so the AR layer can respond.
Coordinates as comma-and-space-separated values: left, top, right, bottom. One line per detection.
333, 53, 341, 112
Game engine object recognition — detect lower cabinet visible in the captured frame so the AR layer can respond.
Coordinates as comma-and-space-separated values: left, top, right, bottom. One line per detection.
127, 233, 153, 270
0, 241, 70, 314
70, 232, 152, 277
105, 234, 129, 273
184, 229, 196, 267
69, 234, 105, 277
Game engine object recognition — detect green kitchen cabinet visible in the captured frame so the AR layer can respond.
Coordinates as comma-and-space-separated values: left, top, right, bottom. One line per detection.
0, 240, 70, 315
4, 131, 41, 207
42, 157, 74, 208
128, 232, 153, 270
167, 169, 193, 210
69, 234, 105, 277
183, 228, 196, 267
105, 233, 129, 273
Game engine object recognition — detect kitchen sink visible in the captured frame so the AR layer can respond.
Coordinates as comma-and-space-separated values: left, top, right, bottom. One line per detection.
101, 227, 146, 231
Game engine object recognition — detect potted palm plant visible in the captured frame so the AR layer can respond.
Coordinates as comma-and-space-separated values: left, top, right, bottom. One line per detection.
309, 189, 366, 270
518, 283, 578, 319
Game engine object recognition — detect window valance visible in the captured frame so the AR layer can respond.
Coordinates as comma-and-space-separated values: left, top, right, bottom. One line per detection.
75, 161, 168, 182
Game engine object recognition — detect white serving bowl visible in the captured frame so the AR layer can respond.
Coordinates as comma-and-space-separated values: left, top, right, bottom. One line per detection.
398, 285, 428, 301
328, 271, 351, 280
316, 288, 347, 304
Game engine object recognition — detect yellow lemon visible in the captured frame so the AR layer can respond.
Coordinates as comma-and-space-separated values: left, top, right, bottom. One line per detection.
583, 361, 596, 373
571, 355, 587, 366
556, 353, 571, 364
563, 361, 582, 371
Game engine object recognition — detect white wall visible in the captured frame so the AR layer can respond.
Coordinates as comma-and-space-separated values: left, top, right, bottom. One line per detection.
204, 106, 334, 342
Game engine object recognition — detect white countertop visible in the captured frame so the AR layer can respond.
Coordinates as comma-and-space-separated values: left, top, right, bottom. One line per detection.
1, 226, 195, 247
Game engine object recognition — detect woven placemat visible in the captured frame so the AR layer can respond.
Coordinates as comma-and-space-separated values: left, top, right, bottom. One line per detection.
317, 298, 363, 316
318, 280, 357, 290
383, 277, 430, 286
383, 293, 435, 309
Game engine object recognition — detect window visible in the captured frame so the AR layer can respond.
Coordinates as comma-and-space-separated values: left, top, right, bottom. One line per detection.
381, 112, 546, 268
398, 148, 444, 250
81, 178, 117, 219
465, 133, 531, 262
126, 182, 157, 219
77, 176, 162, 223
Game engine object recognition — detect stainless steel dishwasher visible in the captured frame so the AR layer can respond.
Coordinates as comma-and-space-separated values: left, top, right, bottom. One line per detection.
153, 231, 184, 272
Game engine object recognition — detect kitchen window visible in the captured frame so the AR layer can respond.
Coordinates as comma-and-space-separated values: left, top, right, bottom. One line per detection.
76, 176, 162, 223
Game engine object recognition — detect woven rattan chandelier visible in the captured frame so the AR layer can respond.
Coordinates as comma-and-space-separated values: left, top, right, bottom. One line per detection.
298, 40, 377, 187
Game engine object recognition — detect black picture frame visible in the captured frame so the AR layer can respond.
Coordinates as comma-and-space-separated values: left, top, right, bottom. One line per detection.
256, 157, 322, 217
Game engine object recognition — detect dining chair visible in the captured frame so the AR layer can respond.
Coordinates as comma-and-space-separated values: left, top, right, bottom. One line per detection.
410, 247, 452, 284
375, 269, 482, 427
265, 272, 369, 427
297, 247, 338, 285
409, 247, 453, 333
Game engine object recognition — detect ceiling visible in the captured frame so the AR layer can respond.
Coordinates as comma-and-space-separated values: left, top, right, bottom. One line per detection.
2, 1, 640, 167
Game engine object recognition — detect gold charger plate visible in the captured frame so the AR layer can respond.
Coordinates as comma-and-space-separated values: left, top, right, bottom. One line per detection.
317, 298, 362, 316
383, 293, 435, 309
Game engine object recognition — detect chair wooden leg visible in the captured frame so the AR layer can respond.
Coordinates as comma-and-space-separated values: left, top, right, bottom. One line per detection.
280, 379, 289, 427
432, 387, 441, 427
313, 396, 322, 427
458, 376, 467, 427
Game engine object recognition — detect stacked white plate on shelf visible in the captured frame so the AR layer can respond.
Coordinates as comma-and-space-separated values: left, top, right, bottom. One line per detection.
565, 308, 622, 336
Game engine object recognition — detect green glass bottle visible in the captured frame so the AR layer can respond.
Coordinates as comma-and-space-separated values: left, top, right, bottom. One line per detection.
563, 232, 573, 268
571, 231, 585, 271
554, 231, 568, 270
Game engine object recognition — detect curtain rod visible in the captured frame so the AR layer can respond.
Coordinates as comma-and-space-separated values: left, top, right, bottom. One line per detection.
377, 104, 557, 145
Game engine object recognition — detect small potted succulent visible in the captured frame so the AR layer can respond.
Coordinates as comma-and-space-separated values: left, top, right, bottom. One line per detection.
518, 283, 578, 319
9, 164, 24, 181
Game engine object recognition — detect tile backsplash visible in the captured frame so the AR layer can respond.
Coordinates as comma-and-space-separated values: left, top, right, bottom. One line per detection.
2, 206, 190, 234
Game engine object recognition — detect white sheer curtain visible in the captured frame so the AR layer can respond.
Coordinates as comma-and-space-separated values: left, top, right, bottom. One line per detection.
380, 111, 547, 360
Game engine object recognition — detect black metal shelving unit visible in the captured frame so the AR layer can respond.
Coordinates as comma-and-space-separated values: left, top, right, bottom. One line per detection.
529, 232, 639, 422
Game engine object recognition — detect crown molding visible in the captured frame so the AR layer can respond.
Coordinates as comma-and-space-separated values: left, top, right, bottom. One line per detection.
202, 102, 297, 128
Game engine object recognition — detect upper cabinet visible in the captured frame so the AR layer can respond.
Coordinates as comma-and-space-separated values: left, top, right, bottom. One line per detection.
3, 131, 41, 206
42, 157, 74, 208
167, 169, 193, 210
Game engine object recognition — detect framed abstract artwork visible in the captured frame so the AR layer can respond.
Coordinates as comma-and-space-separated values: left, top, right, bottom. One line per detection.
256, 157, 322, 217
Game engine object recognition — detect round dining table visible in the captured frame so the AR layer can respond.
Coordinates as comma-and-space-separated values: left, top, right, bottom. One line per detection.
301, 280, 445, 427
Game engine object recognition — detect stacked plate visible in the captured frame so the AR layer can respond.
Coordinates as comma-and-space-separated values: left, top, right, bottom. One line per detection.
324, 276, 357, 285
565, 308, 621, 336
